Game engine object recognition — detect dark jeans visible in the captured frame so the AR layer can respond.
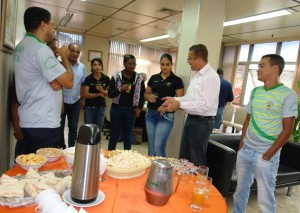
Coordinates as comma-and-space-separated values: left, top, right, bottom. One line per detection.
22, 127, 60, 154
108, 106, 136, 150
179, 115, 215, 166
61, 100, 80, 147
15, 139, 26, 158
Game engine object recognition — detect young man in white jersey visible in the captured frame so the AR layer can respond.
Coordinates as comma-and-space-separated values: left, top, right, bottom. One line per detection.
233, 54, 298, 213
14, 7, 73, 153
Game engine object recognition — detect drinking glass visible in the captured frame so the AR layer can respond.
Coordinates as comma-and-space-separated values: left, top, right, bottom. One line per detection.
196, 165, 209, 182
190, 177, 212, 211
126, 84, 131, 93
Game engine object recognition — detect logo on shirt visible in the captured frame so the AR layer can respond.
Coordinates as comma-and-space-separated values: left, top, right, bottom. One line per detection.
166, 82, 172, 87
266, 101, 274, 110
44, 56, 59, 70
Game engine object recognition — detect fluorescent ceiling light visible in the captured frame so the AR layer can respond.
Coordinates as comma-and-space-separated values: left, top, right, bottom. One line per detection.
140, 34, 170, 42
59, 11, 76, 27
224, 9, 292, 27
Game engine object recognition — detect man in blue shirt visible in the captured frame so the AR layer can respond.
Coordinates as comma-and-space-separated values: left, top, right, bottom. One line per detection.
214, 68, 234, 129
60, 43, 86, 148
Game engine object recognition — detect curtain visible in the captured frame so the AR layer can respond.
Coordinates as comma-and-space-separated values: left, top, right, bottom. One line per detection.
53, 31, 84, 60
222, 46, 238, 85
107, 40, 177, 83
54, 31, 84, 47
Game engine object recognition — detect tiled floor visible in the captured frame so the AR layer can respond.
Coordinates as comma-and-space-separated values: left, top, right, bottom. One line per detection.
226, 186, 300, 212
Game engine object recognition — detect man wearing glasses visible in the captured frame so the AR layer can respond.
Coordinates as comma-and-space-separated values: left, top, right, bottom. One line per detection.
162, 44, 220, 166
14, 7, 73, 153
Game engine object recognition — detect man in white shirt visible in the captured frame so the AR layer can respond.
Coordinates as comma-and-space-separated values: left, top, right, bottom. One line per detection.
14, 7, 73, 153
162, 44, 220, 166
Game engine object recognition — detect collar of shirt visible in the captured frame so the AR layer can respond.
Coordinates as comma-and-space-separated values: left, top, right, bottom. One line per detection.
196, 63, 210, 76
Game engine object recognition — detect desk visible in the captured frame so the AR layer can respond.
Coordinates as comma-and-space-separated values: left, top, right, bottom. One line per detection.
1, 158, 227, 213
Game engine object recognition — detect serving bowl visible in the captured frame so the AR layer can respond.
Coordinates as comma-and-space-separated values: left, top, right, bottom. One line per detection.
62, 147, 75, 167
36, 148, 63, 163
15, 154, 47, 171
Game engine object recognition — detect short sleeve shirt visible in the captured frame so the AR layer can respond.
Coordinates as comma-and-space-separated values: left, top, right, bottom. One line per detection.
83, 73, 110, 107
147, 72, 184, 110
244, 84, 298, 152
14, 34, 66, 128
63, 62, 86, 104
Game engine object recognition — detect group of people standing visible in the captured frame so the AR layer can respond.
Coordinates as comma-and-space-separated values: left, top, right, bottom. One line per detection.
11, 6, 299, 213
11, 7, 185, 160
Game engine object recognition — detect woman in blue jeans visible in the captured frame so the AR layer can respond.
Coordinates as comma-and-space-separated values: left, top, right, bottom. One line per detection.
144, 54, 184, 157
82, 58, 110, 134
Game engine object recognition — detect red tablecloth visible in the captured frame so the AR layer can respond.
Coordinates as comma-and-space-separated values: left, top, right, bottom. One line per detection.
1, 158, 227, 213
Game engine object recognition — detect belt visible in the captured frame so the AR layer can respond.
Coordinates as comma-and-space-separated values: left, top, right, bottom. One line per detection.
112, 105, 134, 110
85, 106, 101, 109
188, 114, 215, 119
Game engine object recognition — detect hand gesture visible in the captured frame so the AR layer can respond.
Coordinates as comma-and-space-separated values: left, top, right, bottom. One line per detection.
96, 84, 104, 92
50, 80, 62, 91
149, 93, 158, 103
56, 45, 70, 58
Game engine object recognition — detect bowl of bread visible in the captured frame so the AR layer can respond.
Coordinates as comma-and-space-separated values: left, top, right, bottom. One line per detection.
36, 148, 63, 163
15, 154, 47, 171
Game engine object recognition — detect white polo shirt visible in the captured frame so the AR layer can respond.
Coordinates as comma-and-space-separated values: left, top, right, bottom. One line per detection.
14, 34, 66, 128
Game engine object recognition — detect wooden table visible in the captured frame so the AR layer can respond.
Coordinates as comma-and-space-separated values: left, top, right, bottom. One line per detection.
1, 158, 227, 213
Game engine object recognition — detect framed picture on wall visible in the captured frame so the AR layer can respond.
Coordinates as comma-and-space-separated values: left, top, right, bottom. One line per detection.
88, 50, 103, 61
2, 0, 17, 51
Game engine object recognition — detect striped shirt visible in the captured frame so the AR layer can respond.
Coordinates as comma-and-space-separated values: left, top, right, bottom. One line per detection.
244, 83, 298, 153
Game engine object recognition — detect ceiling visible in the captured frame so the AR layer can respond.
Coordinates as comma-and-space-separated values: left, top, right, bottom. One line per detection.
26, 0, 300, 49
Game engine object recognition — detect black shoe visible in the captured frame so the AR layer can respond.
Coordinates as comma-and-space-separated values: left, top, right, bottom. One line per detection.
59, 145, 66, 149
132, 140, 141, 145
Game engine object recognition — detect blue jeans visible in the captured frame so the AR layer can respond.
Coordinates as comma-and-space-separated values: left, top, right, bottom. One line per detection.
108, 107, 136, 150
61, 100, 80, 147
179, 115, 215, 166
145, 109, 174, 157
214, 106, 224, 129
22, 128, 60, 154
84, 106, 106, 135
233, 145, 280, 213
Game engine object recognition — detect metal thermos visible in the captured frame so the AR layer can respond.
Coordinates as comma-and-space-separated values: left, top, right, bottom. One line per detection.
144, 159, 174, 206
71, 124, 101, 204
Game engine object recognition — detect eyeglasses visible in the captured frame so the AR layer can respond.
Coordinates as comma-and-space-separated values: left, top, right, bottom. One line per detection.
187, 57, 198, 61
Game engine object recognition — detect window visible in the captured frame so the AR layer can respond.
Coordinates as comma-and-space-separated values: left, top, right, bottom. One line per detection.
53, 31, 84, 60
223, 41, 300, 107
243, 64, 264, 105
280, 41, 300, 62
232, 45, 250, 105
54, 31, 84, 47
238, 44, 250, 62
107, 40, 176, 82
251, 42, 276, 62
